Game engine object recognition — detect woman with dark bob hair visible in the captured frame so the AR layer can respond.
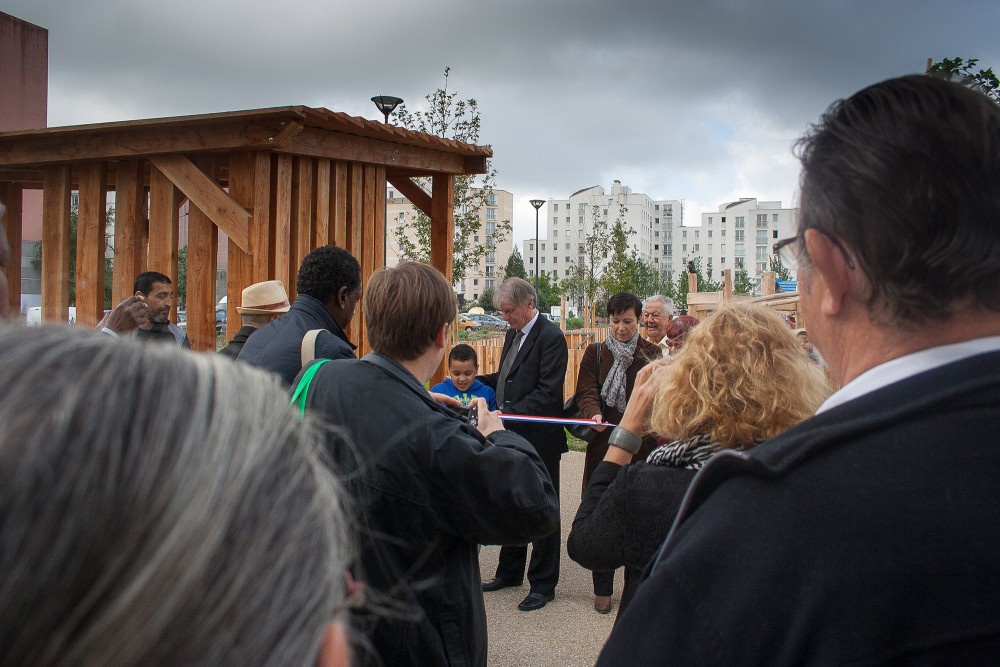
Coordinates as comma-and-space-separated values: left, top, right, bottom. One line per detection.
570, 292, 661, 614
0, 325, 354, 666
568, 303, 831, 618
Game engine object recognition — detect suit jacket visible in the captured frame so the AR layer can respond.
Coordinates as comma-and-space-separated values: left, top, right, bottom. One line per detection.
480, 315, 569, 461
598, 349, 1000, 666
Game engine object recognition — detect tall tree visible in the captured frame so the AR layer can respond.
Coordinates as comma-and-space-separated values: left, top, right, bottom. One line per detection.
769, 254, 791, 282
503, 245, 527, 280
476, 287, 495, 312
598, 215, 636, 300
536, 271, 562, 314
393, 67, 513, 286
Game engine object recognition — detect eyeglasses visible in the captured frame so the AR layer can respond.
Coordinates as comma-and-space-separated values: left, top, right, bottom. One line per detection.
773, 232, 856, 271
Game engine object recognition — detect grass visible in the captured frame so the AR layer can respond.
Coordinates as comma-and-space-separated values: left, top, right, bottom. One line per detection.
565, 430, 587, 452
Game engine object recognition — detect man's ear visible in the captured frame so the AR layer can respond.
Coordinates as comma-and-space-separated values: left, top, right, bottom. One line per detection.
435, 322, 450, 349
803, 228, 852, 317
336, 286, 349, 308
316, 622, 350, 667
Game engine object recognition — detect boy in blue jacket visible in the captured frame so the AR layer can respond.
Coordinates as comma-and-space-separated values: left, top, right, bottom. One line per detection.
432, 344, 498, 410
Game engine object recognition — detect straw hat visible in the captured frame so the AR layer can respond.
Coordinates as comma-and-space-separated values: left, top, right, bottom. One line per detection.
237, 280, 291, 315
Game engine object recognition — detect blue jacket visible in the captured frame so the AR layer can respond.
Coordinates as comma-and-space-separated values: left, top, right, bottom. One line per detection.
238, 294, 355, 385
430, 378, 498, 410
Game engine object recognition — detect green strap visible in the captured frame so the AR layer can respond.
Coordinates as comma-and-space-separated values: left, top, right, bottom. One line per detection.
290, 359, 332, 416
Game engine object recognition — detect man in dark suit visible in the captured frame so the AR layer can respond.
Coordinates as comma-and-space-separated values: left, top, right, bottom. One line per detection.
479, 277, 568, 612
599, 75, 1000, 665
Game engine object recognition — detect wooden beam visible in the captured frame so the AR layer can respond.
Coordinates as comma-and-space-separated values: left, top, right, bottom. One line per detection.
331, 161, 348, 248
76, 163, 108, 327
285, 127, 478, 175
273, 154, 294, 298
148, 166, 180, 289
251, 152, 273, 282
112, 161, 147, 303
0, 183, 23, 314
345, 164, 363, 260
227, 152, 255, 333
314, 159, 330, 247
293, 156, 314, 273
386, 174, 432, 217
0, 118, 294, 168
149, 155, 250, 253
186, 159, 219, 352
41, 166, 72, 324
430, 174, 455, 283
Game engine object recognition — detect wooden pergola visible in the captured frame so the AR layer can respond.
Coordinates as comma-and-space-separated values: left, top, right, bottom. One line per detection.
0, 106, 491, 352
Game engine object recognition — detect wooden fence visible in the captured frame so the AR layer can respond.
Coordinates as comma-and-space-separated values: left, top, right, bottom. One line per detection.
464, 327, 612, 401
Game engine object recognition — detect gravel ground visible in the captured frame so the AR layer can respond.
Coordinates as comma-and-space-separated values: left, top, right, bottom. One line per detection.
480, 451, 622, 666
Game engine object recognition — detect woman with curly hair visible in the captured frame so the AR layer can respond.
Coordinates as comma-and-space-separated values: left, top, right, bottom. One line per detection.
567, 303, 830, 618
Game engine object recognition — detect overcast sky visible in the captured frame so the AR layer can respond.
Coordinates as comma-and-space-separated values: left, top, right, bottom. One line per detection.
3, 0, 998, 245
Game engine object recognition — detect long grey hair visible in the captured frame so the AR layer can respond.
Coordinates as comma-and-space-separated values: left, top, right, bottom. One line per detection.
0, 325, 351, 666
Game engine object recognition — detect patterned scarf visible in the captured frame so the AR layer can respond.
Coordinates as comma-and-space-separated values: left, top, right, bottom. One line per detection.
601, 330, 639, 413
646, 434, 719, 469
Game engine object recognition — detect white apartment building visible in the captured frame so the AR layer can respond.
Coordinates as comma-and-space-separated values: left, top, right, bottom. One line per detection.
696, 198, 798, 286
523, 180, 683, 287
386, 187, 514, 305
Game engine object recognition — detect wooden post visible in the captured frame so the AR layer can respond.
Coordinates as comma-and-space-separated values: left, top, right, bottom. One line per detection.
113, 160, 147, 304
560, 294, 567, 332
250, 153, 273, 283
273, 154, 294, 299
227, 152, 256, 333
41, 166, 72, 324
148, 165, 180, 295
762, 271, 777, 296
688, 269, 698, 294
76, 163, 109, 327
1, 183, 23, 315
721, 269, 732, 304
430, 173, 455, 385
186, 159, 219, 352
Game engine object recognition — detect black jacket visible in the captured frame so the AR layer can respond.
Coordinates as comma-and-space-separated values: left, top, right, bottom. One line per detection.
299, 353, 559, 667
567, 460, 695, 617
217, 325, 256, 359
479, 315, 569, 465
238, 294, 354, 385
599, 350, 1000, 666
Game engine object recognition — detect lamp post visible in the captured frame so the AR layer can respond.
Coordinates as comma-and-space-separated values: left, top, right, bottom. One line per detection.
372, 96, 403, 266
529, 199, 545, 304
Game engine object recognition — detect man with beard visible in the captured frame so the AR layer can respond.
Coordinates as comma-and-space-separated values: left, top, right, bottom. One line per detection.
132, 271, 190, 347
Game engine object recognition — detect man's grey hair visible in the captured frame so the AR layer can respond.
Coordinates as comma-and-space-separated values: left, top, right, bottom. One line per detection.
0, 325, 351, 666
644, 295, 675, 317
493, 277, 536, 310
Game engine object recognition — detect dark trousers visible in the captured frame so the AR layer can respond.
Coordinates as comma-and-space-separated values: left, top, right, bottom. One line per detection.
495, 447, 561, 596
593, 569, 614, 597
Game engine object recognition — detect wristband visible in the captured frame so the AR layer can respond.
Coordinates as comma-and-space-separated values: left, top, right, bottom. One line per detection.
608, 426, 642, 455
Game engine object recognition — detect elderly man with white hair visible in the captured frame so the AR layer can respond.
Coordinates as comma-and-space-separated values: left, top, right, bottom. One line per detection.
640, 295, 674, 357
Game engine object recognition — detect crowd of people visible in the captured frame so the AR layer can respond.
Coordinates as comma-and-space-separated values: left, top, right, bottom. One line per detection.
1, 72, 999, 665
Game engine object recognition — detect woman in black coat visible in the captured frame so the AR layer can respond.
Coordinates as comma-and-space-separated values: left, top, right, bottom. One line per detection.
567, 303, 831, 619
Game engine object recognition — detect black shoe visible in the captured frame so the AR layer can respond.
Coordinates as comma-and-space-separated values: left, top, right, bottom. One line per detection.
517, 592, 554, 611
482, 577, 520, 592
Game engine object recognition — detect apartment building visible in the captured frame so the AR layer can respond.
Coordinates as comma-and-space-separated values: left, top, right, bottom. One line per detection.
387, 186, 514, 305
523, 180, 683, 286
696, 198, 798, 286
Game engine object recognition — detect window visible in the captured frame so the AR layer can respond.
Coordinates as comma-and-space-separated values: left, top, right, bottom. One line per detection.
735, 243, 745, 256
486, 208, 497, 220
578, 229, 584, 238
694, 244, 699, 252
553, 230, 558, 238
486, 251, 496, 263
736, 257, 745, 268
655, 218, 659, 225
553, 217, 559, 225
708, 230, 712, 237
735, 216, 745, 228
682, 244, 687, 253
655, 204, 660, 210
579, 203, 586, 212
708, 244, 713, 253
565, 256, 571, 263
541, 257, 546, 264
682, 230, 688, 238
528, 243, 534, 251
553, 270, 558, 278
654, 244, 659, 251
578, 216, 584, 225
565, 243, 570, 250
755, 246, 767, 261
756, 230, 768, 245
541, 243, 546, 251
487, 193, 496, 205
665, 244, 672, 254
735, 230, 745, 242
553, 203, 558, 211
486, 279, 495, 289
578, 244, 584, 253
756, 214, 768, 227
473, 293, 479, 300
654, 230, 660, 238
708, 216, 713, 223
529, 257, 534, 264
721, 256, 727, 264
721, 244, 726, 254
474, 235, 479, 243
485, 266, 495, 276
486, 222, 496, 235
388, 190, 395, 199
721, 229, 726, 237
553, 256, 558, 264
773, 230, 779, 239
566, 216, 570, 223
721, 216, 726, 223
473, 279, 479, 286
695, 230, 700, 239
773, 214, 779, 222
757, 262, 768, 274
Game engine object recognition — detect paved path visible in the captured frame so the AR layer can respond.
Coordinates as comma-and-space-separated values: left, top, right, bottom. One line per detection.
480, 451, 622, 666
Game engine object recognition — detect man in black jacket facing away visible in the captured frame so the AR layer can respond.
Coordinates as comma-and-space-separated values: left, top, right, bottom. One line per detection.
296, 261, 559, 666
239, 246, 359, 384
599, 75, 1000, 665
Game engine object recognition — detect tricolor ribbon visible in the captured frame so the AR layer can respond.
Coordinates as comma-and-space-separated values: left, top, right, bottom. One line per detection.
499, 413, 610, 427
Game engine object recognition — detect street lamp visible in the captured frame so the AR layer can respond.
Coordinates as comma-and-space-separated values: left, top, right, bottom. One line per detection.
529, 199, 545, 303
372, 96, 403, 266
371, 95, 403, 124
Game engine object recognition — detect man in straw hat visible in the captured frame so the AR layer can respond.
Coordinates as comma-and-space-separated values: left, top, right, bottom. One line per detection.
219, 280, 291, 359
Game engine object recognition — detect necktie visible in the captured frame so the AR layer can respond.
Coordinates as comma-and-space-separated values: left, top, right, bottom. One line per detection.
496, 329, 524, 408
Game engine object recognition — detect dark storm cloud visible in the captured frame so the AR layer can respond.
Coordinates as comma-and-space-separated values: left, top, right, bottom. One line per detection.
3, 0, 997, 234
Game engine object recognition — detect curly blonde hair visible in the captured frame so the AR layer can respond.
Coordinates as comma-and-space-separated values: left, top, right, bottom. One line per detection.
650, 303, 831, 448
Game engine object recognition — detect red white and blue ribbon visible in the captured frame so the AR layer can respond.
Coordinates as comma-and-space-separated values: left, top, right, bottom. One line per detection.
499, 413, 610, 427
